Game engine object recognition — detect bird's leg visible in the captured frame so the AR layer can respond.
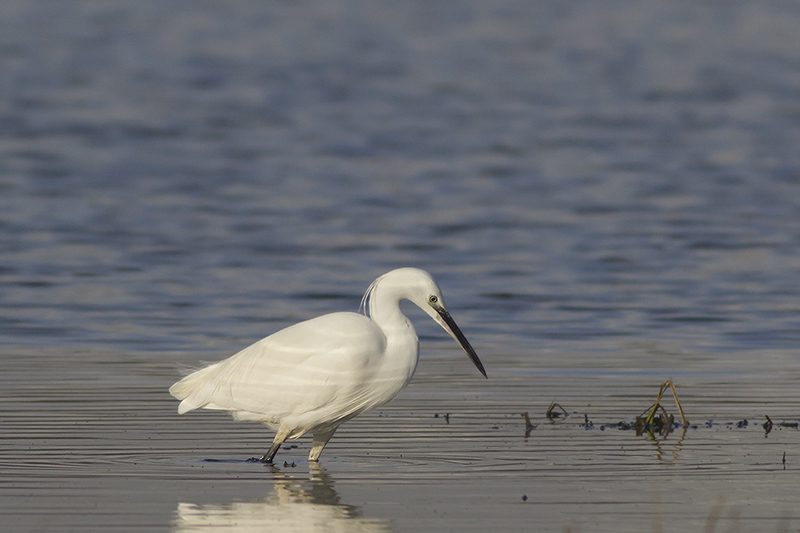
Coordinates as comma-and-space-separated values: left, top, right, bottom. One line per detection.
259, 427, 290, 463
309, 427, 337, 462
259, 442, 282, 464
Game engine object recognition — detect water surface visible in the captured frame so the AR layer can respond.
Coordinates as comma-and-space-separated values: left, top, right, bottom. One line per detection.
1, 1, 800, 531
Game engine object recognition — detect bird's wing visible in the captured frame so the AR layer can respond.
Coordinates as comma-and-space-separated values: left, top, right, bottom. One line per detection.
170, 312, 387, 421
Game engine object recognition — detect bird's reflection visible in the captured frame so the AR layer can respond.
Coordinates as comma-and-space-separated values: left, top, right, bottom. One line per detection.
173, 464, 392, 532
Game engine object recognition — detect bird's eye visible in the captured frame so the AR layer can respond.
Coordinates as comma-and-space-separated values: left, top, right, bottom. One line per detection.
428, 295, 438, 304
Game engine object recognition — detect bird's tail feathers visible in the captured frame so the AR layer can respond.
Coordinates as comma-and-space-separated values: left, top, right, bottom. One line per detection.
169, 362, 222, 414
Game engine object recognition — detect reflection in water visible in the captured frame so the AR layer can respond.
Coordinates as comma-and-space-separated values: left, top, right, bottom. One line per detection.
173, 465, 392, 532
644, 427, 688, 465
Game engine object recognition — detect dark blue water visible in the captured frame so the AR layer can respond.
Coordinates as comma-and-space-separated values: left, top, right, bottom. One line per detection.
1, 1, 800, 531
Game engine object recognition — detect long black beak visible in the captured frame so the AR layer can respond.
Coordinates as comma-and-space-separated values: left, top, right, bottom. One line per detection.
434, 307, 487, 378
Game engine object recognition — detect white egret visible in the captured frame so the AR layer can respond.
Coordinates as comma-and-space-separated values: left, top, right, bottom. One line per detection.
169, 267, 486, 463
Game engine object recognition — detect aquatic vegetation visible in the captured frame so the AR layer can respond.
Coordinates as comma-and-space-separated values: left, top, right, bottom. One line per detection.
545, 401, 568, 421
633, 379, 688, 437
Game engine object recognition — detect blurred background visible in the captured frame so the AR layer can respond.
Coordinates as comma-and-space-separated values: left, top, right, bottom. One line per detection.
3, 0, 800, 360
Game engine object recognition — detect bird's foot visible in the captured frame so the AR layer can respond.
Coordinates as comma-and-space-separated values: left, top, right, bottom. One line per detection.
245, 455, 273, 463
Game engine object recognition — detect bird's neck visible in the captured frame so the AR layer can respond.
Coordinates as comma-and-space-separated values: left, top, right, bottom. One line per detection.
369, 291, 413, 338
368, 286, 419, 376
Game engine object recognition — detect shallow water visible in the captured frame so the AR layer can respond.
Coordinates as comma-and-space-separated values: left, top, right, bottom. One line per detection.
1, 347, 798, 532
2, 1, 800, 531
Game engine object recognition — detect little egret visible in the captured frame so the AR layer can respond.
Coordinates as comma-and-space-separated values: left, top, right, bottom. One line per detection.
169, 267, 486, 463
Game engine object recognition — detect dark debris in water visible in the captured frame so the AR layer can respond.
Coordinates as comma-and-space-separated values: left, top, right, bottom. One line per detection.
519, 406, 799, 443
523, 412, 535, 430
546, 401, 569, 421
522, 412, 537, 437
434, 413, 451, 424
519, 414, 800, 438
521, 381, 800, 446
633, 412, 679, 437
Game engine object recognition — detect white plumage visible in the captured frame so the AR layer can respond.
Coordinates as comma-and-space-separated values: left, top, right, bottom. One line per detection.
169, 267, 486, 463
